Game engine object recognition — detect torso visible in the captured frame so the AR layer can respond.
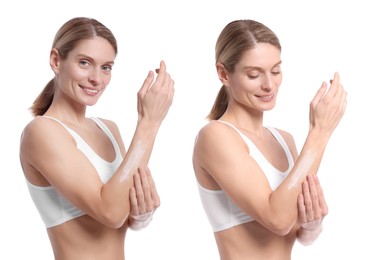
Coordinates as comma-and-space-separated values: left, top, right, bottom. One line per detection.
47, 215, 127, 260
21, 115, 128, 260
193, 120, 299, 260
214, 221, 298, 260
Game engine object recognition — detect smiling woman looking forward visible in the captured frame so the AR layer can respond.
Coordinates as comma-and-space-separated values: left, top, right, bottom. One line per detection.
19, 17, 174, 260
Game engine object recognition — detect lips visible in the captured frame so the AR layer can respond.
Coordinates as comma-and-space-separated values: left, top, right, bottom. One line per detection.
256, 93, 274, 101
80, 86, 100, 95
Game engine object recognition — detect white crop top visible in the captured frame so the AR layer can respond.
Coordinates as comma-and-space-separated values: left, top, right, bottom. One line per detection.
197, 120, 294, 232
25, 116, 123, 228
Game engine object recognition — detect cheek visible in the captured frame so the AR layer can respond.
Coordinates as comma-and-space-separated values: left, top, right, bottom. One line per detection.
75, 69, 90, 79
103, 74, 112, 86
64, 66, 88, 81
275, 75, 283, 89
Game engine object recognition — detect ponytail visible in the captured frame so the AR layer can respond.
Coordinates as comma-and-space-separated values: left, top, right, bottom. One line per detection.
208, 20, 281, 121
29, 79, 55, 116
207, 85, 229, 120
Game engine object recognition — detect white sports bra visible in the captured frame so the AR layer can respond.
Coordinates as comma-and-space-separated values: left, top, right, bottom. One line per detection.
197, 120, 294, 232
25, 116, 123, 228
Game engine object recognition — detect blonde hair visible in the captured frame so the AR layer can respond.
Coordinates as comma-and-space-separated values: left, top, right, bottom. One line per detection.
30, 17, 118, 116
208, 19, 281, 120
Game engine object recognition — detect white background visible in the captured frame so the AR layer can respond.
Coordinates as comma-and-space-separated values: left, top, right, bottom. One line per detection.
1, 0, 377, 259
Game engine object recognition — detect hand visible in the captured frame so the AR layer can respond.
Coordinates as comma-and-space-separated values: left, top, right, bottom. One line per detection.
130, 166, 160, 216
128, 166, 160, 230
309, 72, 347, 136
297, 175, 327, 245
137, 60, 175, 128
298, 175, 328, 228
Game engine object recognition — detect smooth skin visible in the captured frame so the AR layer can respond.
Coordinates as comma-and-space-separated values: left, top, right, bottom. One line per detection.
193, 43, 346, 260
20, 36, 174, 260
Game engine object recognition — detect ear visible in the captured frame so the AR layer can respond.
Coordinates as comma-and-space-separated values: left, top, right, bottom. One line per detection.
50, 48, 60, 74
216, 62, 230, 87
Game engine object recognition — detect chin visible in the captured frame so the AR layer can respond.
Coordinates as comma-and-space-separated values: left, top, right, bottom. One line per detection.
84, 100, 99, 107
88, 102, 99, 106
261, 102, 276, 111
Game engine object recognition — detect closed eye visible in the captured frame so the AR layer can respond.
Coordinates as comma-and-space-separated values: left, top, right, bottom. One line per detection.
248, 73, 260, 79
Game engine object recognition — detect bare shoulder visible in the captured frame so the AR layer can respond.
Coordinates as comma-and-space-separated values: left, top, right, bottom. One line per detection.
194, 120, 247, 156
20, 116, 74, 156
21, 116, 67, 144
19, 116, 78, 180
197, 120, 238, 140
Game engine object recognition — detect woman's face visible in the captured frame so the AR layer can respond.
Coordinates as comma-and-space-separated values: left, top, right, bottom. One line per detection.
226, 43, 282, 112
54, 36, 116, 107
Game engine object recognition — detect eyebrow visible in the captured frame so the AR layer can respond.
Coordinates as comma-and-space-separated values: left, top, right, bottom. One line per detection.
243, 60, 282, 71
76, 54, 115, 65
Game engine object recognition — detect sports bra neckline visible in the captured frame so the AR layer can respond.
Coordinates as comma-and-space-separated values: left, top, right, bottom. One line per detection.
41, 115, 120, 165
217, 120, 294, 175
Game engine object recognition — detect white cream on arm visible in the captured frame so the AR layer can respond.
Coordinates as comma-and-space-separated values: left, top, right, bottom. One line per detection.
119, 140, 145, 183
288, 150, 315, 190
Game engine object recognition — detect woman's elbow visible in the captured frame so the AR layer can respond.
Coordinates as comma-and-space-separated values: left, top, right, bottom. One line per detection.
266, 219, 294, 236
272, 226, 292, 236
97, 207, 129, 229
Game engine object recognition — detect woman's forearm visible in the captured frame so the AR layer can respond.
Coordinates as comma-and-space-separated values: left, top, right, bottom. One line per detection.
97, 119, 160, 228
267, 129, 330, 234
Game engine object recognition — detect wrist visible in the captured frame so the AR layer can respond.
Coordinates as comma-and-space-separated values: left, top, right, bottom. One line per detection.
128, 210, 155, 231
300, 220, 322, 231
137, 118, 160, 136
297, 221, 323, 246
308, 126, 331, 145
303, 129, 330, 156
131, 210, 155, 221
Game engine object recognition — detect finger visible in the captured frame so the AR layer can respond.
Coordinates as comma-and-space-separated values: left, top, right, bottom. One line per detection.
334, 82, 347, 114
310, 81, 328, 109
139, 166, 153, 211
307, 175, 321, 219
302, 179, 314, 221
129, 187, 139, 216
145, 167, 161, 207
316, 72, 340, 108
169, 78, 175, 100
325, 72, 340, 98
333, 74, 346, 105
138, 70, 154, 97
314, 175, 328, 215
163, 71, 172, 90
133, 170, 146, 213
297, 193, 307, 224
137, 71, 154, 113
150, 60, 167, 90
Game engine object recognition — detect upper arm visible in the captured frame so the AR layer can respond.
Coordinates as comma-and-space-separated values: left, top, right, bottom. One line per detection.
20, 118, 109, 219
194, 122, 277, 227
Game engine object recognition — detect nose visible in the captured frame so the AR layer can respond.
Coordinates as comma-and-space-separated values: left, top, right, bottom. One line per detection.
261, 74, 273, 91
88, 67, 101, 86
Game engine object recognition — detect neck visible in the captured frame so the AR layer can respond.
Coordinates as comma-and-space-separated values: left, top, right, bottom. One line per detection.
220, 108, 265, 138
45, 99, 87, 126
